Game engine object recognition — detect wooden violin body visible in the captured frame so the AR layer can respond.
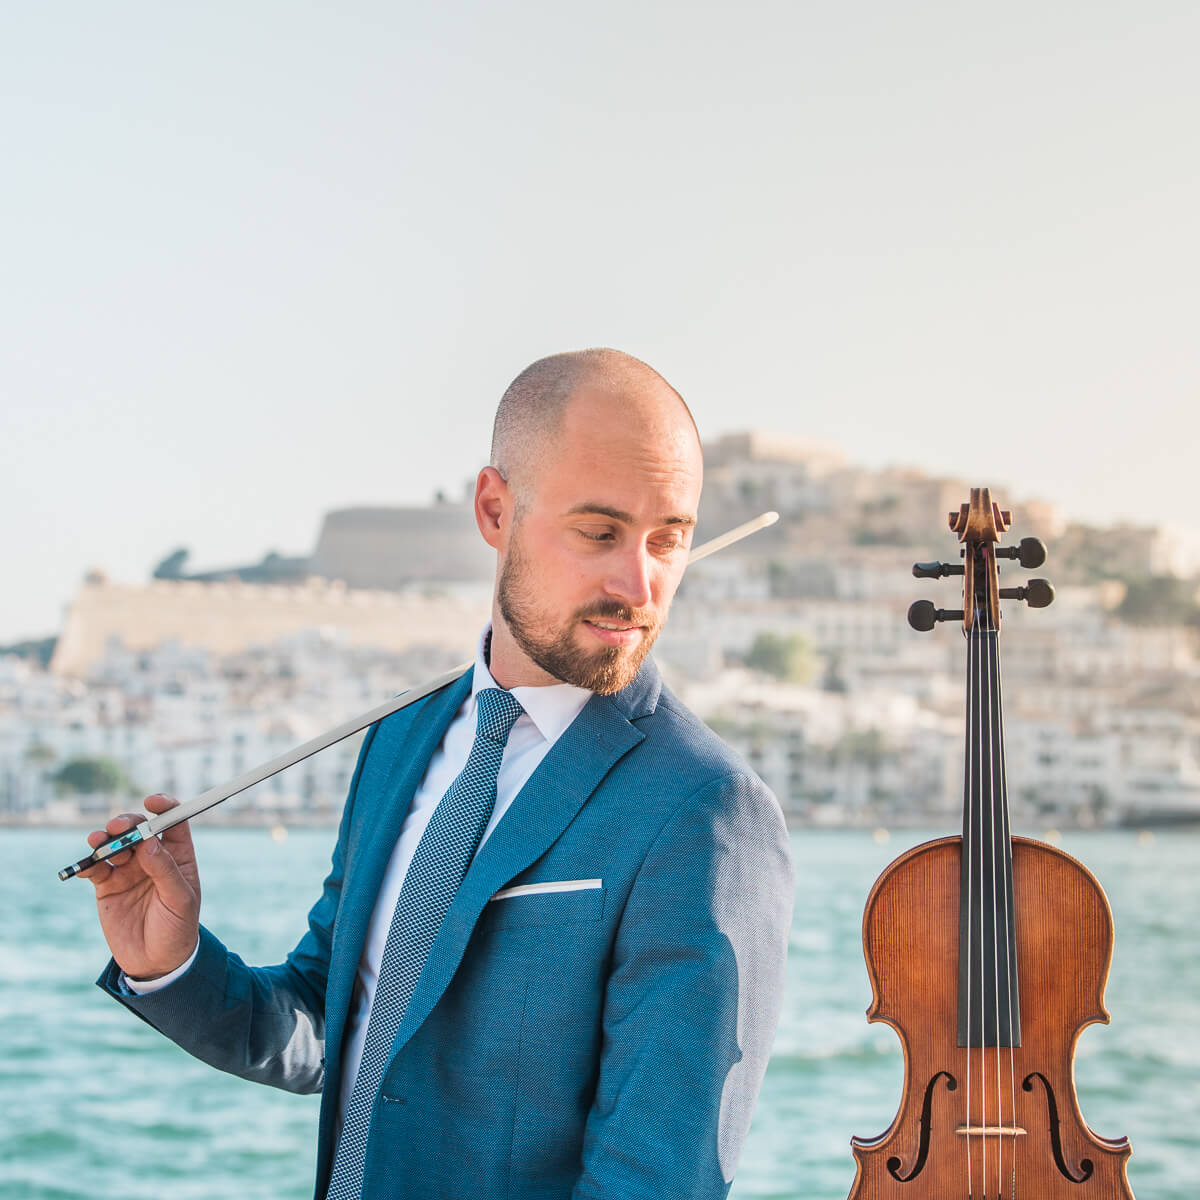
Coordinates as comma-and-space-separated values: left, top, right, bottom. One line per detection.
849, 836, 1132, 1198
848, 490, 1133, 1199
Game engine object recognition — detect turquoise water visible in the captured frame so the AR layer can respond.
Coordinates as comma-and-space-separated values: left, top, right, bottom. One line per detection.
2, 828, 1195, 1198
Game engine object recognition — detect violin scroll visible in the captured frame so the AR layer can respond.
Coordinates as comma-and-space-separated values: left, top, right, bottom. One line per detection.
909, 487, 1054, 633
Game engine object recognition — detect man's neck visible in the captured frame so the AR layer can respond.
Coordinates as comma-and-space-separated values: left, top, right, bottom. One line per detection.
485, 618, 569, 691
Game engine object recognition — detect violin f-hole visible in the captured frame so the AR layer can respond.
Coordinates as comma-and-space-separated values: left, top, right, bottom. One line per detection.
1023, 1071, 1096, 1183
885, 1070, 957, 1182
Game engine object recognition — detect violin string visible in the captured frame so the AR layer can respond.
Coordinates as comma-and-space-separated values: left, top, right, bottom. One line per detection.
985, 570, 1007, 1200
989, 617, 1005, 1200
995, 623, 1019, 1200
974, 617, 987, 1197
974, 614, 984, 1195
976, 616, 989, 1199
974, 619, 984, 1200
988, 619, 1008, 1200
964, 617, 975, 1197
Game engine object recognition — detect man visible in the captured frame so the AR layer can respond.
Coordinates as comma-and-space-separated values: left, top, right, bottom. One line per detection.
84, 349, 794, 1199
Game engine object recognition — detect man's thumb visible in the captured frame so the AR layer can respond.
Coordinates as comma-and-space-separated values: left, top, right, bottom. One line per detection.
137, 833, 190, 899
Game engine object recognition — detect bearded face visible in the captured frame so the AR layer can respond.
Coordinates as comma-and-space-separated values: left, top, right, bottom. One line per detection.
497, 522, 664, 695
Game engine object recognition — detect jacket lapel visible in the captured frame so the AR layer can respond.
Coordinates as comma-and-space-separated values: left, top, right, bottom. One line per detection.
323, 670, 474, 1075
387, 664, 658, 1057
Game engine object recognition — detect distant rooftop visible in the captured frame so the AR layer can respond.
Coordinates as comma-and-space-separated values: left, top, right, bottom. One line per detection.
310, 504, 493, 589
702, 432, 847, 473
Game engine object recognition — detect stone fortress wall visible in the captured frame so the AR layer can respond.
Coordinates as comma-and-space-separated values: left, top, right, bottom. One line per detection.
52, 498, 495, 677
51, 576, 490, 677
310, 504, 493, 589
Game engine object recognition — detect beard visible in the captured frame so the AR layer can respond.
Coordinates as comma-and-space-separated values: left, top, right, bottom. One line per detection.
497, 534, 664, 695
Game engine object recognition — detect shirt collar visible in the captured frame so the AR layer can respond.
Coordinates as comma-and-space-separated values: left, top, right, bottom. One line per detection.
471, 625, 593, 744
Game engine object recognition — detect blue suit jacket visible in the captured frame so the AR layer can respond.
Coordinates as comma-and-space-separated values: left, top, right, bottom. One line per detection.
99, 660, 794, 1199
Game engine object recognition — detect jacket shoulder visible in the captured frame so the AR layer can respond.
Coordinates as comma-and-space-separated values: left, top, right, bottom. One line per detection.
637, 679, 763, 783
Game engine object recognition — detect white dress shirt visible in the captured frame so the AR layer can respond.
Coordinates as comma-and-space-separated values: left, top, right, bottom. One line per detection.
127, 627, 593, 1132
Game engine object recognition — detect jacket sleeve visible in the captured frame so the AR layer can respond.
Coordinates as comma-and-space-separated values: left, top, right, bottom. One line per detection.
571, 771, 795, 1199
93, 723, 378, 1095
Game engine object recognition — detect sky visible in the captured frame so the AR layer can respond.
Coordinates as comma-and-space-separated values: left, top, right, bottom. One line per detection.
3, 2, 1197, 642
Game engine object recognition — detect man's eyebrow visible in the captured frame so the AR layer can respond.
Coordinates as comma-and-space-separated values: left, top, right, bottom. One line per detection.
566, 503, 696, 527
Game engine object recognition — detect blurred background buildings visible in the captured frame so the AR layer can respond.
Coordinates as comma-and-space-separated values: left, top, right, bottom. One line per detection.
6, 431, 1200, 830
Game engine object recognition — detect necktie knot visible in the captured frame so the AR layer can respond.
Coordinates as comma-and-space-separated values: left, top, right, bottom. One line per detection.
474, 687, 524, 745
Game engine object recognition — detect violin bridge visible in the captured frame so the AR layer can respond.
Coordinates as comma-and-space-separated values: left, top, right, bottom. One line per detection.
954, 1125, 1027, 1137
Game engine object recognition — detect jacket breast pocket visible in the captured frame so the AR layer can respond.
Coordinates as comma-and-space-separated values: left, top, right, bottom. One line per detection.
481, 886, 607, 931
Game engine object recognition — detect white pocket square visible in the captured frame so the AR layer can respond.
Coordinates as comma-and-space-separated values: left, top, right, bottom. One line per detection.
490, 878, 602, 901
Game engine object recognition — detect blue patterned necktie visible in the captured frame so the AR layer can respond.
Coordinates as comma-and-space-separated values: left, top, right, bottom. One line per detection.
326, 686, 524, 1198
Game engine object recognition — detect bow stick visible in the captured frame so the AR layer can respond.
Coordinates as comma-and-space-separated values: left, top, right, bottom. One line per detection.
58, 511, 779, 880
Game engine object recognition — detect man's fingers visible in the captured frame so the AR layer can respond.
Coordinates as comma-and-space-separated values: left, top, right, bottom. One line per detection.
104, 811, 147, 836
135, 798, 191, 887
86, 814, 140, 849
79, 810, 149, 872
144, 793, 179, 816
81, 802, 162, 881
79, 853, 137, 893
131, 832, 197, 911
91, 798, 183, 852
82, 795, 196, 891
145, 794, 197, 859
78, 859, 114, 887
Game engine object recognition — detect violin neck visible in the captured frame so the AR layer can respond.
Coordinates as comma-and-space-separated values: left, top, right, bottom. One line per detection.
958, 627, 1022, 1048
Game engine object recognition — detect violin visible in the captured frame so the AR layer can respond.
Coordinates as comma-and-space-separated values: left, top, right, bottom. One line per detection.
848, 489, 1134, 1199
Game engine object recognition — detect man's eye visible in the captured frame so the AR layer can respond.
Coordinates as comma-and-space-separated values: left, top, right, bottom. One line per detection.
577, 529, 615, 542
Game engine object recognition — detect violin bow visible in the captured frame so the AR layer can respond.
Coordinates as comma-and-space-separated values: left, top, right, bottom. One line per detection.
58, 510, 779, 880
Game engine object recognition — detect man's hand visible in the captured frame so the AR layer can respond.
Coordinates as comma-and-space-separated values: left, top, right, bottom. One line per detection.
81, 794, 201, 981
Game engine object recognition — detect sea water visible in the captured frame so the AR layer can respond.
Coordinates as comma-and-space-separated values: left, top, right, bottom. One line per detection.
2, 828, 1195, 1198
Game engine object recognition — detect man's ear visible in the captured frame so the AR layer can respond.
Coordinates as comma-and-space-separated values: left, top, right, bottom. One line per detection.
474, 466, 511, 551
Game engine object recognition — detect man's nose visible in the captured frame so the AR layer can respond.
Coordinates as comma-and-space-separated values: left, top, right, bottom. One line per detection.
605, 543, 653, 609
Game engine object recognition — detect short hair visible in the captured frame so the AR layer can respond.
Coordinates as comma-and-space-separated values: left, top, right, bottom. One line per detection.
490, 348, 697, 493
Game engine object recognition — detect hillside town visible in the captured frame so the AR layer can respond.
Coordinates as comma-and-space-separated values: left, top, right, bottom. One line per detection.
5, 433, 1200, 830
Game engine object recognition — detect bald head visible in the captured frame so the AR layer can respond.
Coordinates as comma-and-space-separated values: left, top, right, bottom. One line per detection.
477, 348, 703, 690
490, 348, 699, 501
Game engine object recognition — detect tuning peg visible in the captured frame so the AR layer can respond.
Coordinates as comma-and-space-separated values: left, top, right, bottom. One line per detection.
908, 600, 965, 631
998, 578, 1055, 608
912, 561, 965, 579
994, 537, 1047, 569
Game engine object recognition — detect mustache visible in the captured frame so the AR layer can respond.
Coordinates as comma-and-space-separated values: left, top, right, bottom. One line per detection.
575, 601, 659, 627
